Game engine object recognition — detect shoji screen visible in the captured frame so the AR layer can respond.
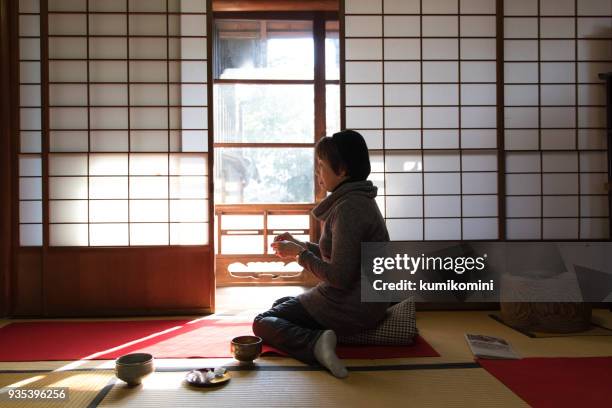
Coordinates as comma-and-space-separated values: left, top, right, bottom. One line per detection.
46, 0, 209, 246
504, 0, 610, 239
19, 0, 43, 246
344, 0, 499, 240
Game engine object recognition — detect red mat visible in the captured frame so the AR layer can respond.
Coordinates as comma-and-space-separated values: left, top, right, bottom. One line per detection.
479, 357, 612, 408
0, 319, 438, 361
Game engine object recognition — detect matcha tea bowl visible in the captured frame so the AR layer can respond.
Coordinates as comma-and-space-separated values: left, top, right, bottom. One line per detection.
231, 336, 263, 363
115, 353, 154, 386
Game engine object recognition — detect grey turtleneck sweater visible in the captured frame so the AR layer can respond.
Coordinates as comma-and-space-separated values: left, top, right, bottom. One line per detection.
296, 180, 390, 334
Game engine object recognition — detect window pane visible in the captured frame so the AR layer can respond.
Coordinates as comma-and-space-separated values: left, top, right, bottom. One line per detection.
215, 20, 313, 80
214, 84, 314, 143
326, 84, 340, 136
326, 21, 339, 80
214, 148, 314, 204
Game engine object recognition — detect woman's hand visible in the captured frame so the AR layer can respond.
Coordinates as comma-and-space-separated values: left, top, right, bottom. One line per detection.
270, 240, 303, 259
273, 232, 306, 249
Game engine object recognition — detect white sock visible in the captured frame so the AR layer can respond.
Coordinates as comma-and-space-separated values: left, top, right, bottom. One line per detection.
314, 330, 348, 379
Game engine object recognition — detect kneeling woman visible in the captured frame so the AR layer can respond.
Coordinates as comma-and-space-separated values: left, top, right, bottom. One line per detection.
252, 130, 390, 378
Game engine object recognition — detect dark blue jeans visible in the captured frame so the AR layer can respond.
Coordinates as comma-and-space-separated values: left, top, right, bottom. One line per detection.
252, 296, 325, 365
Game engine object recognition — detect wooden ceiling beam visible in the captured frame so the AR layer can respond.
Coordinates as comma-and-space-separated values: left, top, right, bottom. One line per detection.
212, 0, 339, 12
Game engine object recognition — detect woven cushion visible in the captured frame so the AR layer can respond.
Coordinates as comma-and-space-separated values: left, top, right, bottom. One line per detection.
338, 299, 417, 346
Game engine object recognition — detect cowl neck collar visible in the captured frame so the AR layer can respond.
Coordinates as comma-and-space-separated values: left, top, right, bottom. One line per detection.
312, 180, 377, 221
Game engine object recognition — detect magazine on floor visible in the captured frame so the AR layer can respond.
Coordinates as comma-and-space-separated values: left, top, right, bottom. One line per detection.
465, 334, 520, 359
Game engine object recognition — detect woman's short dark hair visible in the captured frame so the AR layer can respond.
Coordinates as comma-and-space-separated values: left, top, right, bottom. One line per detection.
315, 130, 371, 181
315, 136, 345, 175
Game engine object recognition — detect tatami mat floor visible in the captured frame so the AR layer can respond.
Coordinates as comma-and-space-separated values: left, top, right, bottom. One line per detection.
1, 288, 611, 407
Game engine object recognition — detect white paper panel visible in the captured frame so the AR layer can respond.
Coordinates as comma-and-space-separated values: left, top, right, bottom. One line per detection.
543, 196, 579, 217
91, 131, 128, 152
49, 37, 86, 59
130, 108, 168, 129
346, 107, 382, 129
19, 177, 42, 200
130, 153, 168, 175
346, 0, 382, 13
385, 130, 420, 149
345, 16, 382, 37
504, 0, 537, 15
422, 16, 458, 37
462, 130, 496, 149
19, 0, 40, 13
129, 15, 166, 36
49, 14, 86, 35
89, 1, 126, 13
49, 177, 87, 199
20, 108, 42, 130
90, 61, 127, 82
504, 63, 538, 83
49, 200, 87, 223
170, 200, 208, 222
425, 196, 461, 217
543, 219, 578, 239
422, 39, 457, 60
580, 218, 609, 240
385, 173, 423, 195
383, 0, 419, 14
170, 176, 207, 199
423, 84, 458, 105
50, 107, 88, 130
49, 153, 87, 176
19, 155, 41, 176
580, 195, 609, 217
171, 223, 208, 245
129, 0, 165, 12
180, 108, 208, 129
20, 38, 40, 60
20, 200, 42, 223
50, 224, 88, 246
383, 16, 420, 37
89, 200, 128, 222
460, 16, 495, 37
130, 200, 168, 222
542, 152, 578, 172
386, 196, 422, 218
89, 153, 127, 175
423, 108, 458, 128
48, 0, 86, 12
20, 61, 41, 83
90, 85, 128, 106
506, 219, 541, 240
425, 218, 461, 240
345, 85, 382, 106
20, 224, 42, 246
383, 62, 419, 84
345, 39, 382, 60
580, 173, 607, 194
462, 151, 497, 171
49, 84, 87, 106
131, 131, 168, 152
21, 131, 42, 153
90, 224, 129, 246
542, 174, 579, 195
541, 18, 575, 38
463, 218, 498, 239
386, 218, 423, 240
424, 173, 461, 195
461, 39, 496, 60
169, 154, 207, 175
506, 174, 541, 195
506, 196, 541, 217
541, 0, 574, 15
180, 130, 208, 152
89, 176, 128, 199
463, 173, 497, 194
385, 151, 422, 172
386, 107, 421, 129
20, 85, 41, 106
423, 152, 460, 172
462, 195, 498, 217
130, 223, 169, 245
130, 176, 169, 199
422, 0, 458, 14
423, 130, 459, 149
504, 18, 537, 38
179, 61, 207, 83
422, 62, 458, 82
178, 38, 207, 59
384, 84, 420, 106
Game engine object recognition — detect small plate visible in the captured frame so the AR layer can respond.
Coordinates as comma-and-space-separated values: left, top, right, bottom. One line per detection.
185, 368, 231, 387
